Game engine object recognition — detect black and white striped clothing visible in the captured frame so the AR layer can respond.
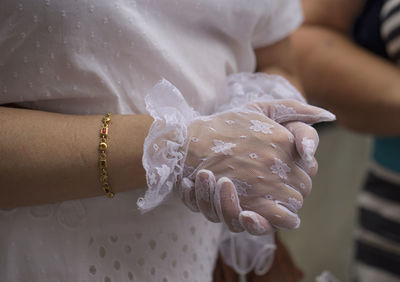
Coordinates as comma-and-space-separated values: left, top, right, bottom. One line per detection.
352, 1, 400, 281
354, 163, 400, 282
381, 0, 400, 63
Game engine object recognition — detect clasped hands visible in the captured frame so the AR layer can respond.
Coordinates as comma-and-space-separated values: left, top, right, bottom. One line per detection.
178, 99, 335, 235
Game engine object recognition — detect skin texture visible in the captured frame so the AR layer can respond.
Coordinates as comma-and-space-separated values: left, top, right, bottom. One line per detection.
255, 37, 304, 93
0, 35, 303, 209
293, 0, 400, 135
0, 107, 152, 208
300, 0, 365, 33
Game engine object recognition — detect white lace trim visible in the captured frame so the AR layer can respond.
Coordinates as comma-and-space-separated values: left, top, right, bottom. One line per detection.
139, 79, 198, 213
216, 72, 306, 113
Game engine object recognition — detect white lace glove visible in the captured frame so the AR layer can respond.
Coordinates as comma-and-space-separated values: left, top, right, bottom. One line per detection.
180, 99, 334, 234
139, 73, 334, 220
139, 74, 334, 276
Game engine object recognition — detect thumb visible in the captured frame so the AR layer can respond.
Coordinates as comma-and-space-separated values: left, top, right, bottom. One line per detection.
248, 99, 336, 125
179, 177, 200, 212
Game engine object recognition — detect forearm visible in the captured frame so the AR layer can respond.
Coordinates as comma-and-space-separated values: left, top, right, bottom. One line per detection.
0, 106, 153, 208
293, 26, 400, 135
301, 0, 365, 33
258, 65, 304, 96
255, 36, 305, 95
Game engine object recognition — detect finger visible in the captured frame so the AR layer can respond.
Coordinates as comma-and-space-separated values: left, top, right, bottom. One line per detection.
284, 121, 319, 160
240, 180, 304, 212
265, 157, 312, 197
179, 177, 199, 212
195, 169, 219, 222
274, 195, 303, 215
254, 99, 336, 125
239, 211, 275, 235
240, 182, 304, 215
296, 157, 318, 177
286, 164, 313, 197
285, 122, 319, 176
244, 198, 301, 230
273, 202, 301, 230
214, 177, 244, 232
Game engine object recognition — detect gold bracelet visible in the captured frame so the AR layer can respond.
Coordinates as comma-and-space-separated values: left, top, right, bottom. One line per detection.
99, 113, 115, 198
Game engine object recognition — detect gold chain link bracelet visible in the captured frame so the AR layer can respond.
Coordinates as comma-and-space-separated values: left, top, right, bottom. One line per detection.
99, 113, 115, 198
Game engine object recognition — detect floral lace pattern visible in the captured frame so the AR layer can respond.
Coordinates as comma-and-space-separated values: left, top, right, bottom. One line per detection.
249, 120, 274, 134
210, 140, 237, 155
271, 104, 297, 121
302, 138, 316, 161
270, 158, 291, 180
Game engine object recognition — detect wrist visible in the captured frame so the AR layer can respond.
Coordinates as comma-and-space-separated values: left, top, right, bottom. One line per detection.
139, 79, 198, 212
107, 114, 153, 193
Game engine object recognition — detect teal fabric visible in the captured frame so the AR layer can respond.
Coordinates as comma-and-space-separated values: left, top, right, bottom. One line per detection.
373, 137, 400, 173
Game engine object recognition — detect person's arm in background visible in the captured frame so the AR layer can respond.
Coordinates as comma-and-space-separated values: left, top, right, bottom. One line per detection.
0, 106, 153, 208
255, 37, 304, 94
292, 0, 400, 135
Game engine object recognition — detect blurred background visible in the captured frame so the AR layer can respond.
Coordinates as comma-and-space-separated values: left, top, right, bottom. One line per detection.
280, 123, 372, 282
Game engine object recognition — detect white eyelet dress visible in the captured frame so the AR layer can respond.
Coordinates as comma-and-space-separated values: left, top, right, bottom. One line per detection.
0, 0, 303, 281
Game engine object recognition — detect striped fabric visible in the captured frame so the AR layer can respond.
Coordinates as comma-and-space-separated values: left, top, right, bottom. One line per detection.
381, 0, 400, 63
354, 163, 400, 282
352, 1, 400, 281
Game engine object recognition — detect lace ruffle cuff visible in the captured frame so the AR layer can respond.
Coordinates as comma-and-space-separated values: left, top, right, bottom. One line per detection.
138, 79, 198, 213
217, 72, 306, 113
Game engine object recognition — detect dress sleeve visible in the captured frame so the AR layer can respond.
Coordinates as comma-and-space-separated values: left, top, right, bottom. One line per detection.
252, 0, 304, 48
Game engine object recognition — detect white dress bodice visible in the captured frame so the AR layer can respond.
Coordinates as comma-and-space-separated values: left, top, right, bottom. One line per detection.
0, 191, 222, 281
0, 0, 302, 281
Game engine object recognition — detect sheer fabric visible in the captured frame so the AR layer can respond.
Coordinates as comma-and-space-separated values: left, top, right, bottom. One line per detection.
0, 0, 303, 280
141, 73, 334, 275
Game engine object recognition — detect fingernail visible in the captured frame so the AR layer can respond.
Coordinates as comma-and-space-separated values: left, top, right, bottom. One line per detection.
239, 211, 266, 234
287, 197, 303, 212
197, 169, 211, 182
275, 203, 301, 229
318, 110, 336, 121
217, 177, 232, 189
297, 158, 316, 175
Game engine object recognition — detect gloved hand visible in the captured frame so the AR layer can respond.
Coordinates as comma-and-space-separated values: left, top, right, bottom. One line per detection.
179, 99, 334, 234
139, 74, 335, 238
